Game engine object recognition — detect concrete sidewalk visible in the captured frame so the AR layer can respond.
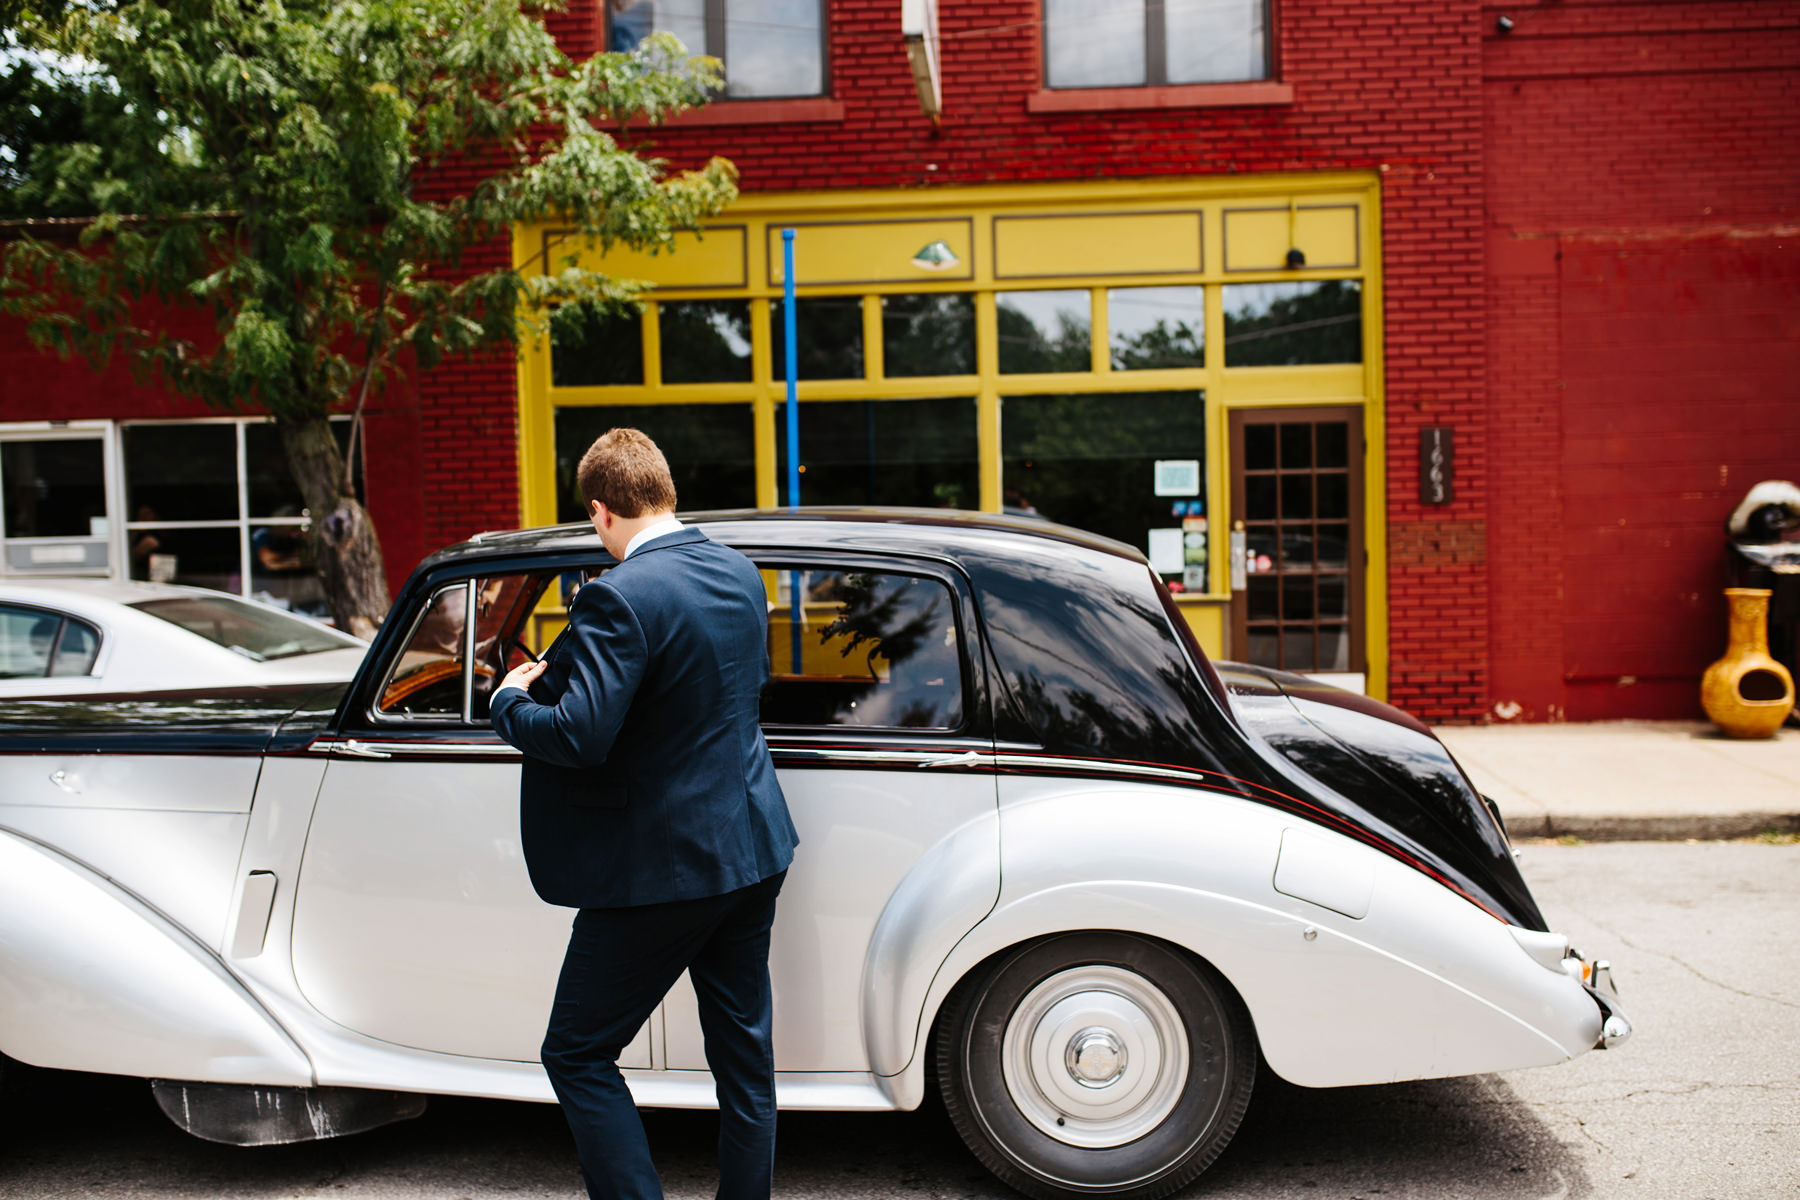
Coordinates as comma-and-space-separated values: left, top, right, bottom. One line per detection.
1433, 721, 1800, 842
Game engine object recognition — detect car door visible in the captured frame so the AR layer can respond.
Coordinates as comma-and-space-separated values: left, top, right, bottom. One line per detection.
287, 564, 654, 1067
660, 554, 1001, 1073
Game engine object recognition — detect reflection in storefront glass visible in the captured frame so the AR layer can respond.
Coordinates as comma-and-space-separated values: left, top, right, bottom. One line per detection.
1002, 390, 1207, 587
555, 404, 756, 522
997, 290, 1091, 374
245, 421, 360, 517
775, 397, 978, 510
1223, 280, 1361, 366
771, 296, 864, 381
606, 0, 823, 99
1, 439, 106, 538
661, 300, 753, 384
124, 424, 238, 522
1108, 286, 1204, 370
551, 304, 644, 386
127, 524, 242, 595
881, 294, 975, 377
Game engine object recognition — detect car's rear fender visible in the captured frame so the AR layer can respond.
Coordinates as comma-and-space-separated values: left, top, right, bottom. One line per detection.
872, 783, 1600, 1109
0, 829, 312, 1085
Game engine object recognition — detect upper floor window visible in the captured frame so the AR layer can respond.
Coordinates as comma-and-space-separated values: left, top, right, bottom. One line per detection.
609, 0, 826, 98
1044, 0, 1268, 90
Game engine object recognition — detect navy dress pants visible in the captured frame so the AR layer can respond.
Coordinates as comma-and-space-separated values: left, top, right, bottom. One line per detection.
541, 870, 787, 1200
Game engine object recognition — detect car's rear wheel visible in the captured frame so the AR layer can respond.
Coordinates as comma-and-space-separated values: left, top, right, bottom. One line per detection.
935, 932, 1255, 1200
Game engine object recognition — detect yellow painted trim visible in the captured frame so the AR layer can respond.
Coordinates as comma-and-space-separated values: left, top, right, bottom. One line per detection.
514, 170, 1388, 691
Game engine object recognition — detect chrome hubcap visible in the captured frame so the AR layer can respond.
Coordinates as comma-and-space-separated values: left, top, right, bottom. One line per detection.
1065, 1027, 1127, 1086
1001, 966, 1189, 1148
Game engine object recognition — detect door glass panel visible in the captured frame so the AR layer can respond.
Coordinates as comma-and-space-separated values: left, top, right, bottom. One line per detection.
1318, 575, 1348, 620
1245, 476, 1277, 520
1280, 628, 1315, 671
762, 569, 964, 730
469, 573, 557, 720
1282, 574, 1314, 621
551, 305, 644, 387
1108, 286, 1204, 370
997, 290, 1091, 374
1280, 474, 1312, 520
771, 297, 865, 381
1318, 474, 1349, 521
1223, 280, 1362, 366
1244, 424, 1276, 471
775, 397, 978, 510
1317, 422, 1349, 468
1280, 527, 1315, 572
1247, 575, 1278, 621
1246, 628, 1278, 665
1245, 526, 1278, 574
2, 440, 107, 538
555, 404, 756, 521
379, 584, 468, 718
1279, 423, 1311, 469
661, 301, 753, 384
881, 294, 976, 378
1318, 626, 1350, 671
1317, 524, 1350, 570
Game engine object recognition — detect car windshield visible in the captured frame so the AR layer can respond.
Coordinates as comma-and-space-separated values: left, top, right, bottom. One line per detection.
130, 595, 362, 662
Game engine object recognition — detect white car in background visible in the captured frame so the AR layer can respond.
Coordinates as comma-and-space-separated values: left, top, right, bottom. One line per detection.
0, 579, 368, 696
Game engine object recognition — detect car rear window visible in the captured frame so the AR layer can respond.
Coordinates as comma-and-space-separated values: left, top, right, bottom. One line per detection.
131, 595, 361, 661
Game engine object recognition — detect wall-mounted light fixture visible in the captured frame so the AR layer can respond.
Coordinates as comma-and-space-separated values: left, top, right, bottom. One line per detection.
1285, 247, 1307, 269
1496, 14, 1515, 33
910, 240, 960, 271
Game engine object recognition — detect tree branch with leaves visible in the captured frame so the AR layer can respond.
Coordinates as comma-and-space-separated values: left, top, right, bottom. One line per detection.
1, 0, 737, 635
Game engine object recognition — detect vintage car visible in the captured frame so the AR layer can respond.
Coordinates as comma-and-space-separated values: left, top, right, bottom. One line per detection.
0, 510, 1629, 1199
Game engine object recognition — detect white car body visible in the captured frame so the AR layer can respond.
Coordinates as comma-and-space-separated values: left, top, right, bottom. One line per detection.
0, 512, 1627, 1197
0, 578, 367, 695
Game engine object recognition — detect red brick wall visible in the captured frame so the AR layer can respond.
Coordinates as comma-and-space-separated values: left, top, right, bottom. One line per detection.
1483, 3, 1800, 721
545, 0, 1496, 719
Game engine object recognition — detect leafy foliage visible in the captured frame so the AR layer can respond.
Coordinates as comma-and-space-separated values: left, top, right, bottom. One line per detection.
0, 0, 738, 628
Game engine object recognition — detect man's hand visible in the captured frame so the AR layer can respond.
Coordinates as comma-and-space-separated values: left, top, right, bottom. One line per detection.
498, 659, 548, 696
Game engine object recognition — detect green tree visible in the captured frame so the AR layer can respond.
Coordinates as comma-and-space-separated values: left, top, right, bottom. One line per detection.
1, 0, 737, 634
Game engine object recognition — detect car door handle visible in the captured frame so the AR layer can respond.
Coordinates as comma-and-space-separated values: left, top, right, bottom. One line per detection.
339, 739, 393, 759
919, 750, 984, 769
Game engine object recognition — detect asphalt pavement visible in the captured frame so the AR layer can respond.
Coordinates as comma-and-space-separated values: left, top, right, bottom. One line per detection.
1434, 719, 1800, 842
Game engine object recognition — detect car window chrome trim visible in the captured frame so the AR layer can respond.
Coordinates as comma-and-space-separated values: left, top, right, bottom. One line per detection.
367, 580, 471, 726
765, 745, 997, 770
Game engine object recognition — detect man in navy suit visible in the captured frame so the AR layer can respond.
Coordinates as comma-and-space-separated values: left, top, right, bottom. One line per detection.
491, 428, 798, 1200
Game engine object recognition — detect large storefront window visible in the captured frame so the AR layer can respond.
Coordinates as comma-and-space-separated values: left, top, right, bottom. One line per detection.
774, 397, 979, 510
555, 404, 756, 521
1002, 390, 1208, 590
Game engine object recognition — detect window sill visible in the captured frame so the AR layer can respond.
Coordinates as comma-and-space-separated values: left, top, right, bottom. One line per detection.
661, 97, 845, 127
1027, 81, 1293, 114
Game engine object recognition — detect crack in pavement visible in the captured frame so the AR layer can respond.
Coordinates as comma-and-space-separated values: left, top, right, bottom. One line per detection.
1565, 904, 1800, 1010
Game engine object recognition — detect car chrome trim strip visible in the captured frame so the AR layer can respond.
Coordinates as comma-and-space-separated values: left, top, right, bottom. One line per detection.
310, 738, 522, 760
767, 745, 997, 770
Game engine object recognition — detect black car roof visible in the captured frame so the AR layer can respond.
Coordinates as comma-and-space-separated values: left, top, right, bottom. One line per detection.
424, 507, 1153, 572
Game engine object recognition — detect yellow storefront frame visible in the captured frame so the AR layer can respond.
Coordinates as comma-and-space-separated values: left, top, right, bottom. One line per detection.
514, 172, 1388, 699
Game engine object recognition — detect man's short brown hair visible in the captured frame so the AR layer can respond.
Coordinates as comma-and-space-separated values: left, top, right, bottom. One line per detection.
576, 428, 678, 518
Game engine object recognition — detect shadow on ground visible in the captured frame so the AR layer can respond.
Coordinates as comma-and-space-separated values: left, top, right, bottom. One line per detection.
0, 1058, 1588, 1198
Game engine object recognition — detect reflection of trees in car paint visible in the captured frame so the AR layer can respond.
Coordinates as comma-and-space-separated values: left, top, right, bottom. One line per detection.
763, 571, 963, 730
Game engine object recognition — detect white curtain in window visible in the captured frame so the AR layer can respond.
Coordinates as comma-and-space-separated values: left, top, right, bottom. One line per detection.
724, 0, 824, 97
1165, 0, 1266, 84
1046, 0, 1147, 89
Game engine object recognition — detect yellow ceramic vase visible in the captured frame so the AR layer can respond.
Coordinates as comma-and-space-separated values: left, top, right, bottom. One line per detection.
1701, 588, 1795, 738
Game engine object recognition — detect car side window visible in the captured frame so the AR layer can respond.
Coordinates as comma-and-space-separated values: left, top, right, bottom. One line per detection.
0, 605, 101, 679
374, 571, 569, 723
759, 568, 965, 731
377, 583, 468, 718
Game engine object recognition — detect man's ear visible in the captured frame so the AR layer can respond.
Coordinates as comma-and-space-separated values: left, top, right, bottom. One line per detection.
589, 499, 608, 527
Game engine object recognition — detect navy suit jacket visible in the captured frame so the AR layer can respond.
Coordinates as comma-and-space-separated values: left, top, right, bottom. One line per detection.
491, 528, 798, 908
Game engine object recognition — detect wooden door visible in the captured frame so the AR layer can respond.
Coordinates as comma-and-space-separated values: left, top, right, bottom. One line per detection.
1229, 408, 1365, 674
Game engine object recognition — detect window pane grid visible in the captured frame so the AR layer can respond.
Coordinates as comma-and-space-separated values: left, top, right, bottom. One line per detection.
1240, 418, 1354, 672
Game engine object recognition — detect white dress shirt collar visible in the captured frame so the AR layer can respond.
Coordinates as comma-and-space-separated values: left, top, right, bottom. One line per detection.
623, 517, 686, 560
